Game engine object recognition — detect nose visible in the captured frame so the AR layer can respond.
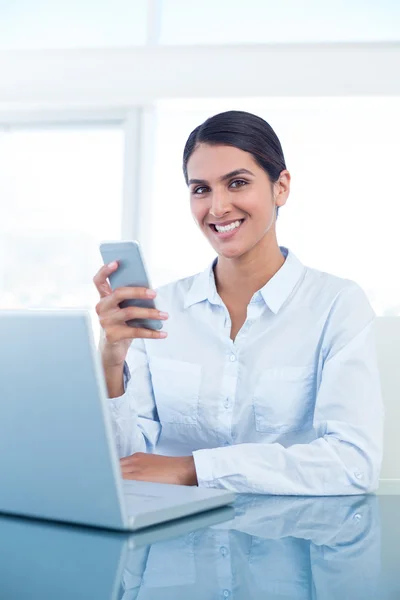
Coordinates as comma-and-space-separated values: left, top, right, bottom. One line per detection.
209, 189, 230, 219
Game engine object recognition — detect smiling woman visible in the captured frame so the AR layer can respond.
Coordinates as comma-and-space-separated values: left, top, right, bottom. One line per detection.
94, 110, 384, 496
183, 112, 289, 264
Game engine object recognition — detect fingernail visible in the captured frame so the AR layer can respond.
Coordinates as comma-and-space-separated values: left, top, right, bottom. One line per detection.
108, 261, 117, 269
146, 289, 157, 297
159, 312, 169, 319
159, 331, 168, 338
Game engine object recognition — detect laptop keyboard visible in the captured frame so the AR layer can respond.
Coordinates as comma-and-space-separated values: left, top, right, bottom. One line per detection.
123, 491, 160, 499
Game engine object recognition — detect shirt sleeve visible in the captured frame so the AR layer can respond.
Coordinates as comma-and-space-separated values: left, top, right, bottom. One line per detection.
108, 338, 161, 458
193, 283, 384, 495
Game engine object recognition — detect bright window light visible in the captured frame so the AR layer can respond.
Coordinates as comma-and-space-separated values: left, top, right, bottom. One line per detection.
0, 127, 124, 328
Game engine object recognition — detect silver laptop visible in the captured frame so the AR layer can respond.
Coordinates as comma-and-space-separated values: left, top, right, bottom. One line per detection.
0, 310, 234, 530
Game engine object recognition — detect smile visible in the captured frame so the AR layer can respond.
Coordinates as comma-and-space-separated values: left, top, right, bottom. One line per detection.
209, 219, 245, 239
215, 220, 242, 233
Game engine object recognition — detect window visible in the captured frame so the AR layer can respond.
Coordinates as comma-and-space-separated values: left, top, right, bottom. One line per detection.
0, 126, 124, 326
150, 97, 400, 315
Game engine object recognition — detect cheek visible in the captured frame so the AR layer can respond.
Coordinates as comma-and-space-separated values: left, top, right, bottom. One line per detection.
245, 189, 275, 220
190, 199, 207, 225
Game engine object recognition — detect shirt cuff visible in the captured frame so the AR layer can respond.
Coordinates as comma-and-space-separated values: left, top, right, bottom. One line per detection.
193, 448, 217, 488
193, 445, 253, 493
108, 391, 139, 458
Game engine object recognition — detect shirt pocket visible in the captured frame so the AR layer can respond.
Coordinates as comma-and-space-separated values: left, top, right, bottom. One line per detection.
142, 533, 196, 587
249, 537, 310, 594
149, 356, 201, 425
252, 366, 315, 434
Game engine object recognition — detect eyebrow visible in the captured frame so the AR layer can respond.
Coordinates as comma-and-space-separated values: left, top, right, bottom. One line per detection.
188, 168, 255, 186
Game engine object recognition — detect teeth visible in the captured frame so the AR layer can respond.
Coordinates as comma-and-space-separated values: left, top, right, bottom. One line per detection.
215, 220, 242, 233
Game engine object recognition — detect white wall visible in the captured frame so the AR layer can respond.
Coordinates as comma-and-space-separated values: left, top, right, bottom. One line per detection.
0, 43, 400, 112
375, 318, 400, 480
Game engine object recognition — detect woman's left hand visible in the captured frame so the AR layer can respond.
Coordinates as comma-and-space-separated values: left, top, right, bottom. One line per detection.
120, 453, 198, 486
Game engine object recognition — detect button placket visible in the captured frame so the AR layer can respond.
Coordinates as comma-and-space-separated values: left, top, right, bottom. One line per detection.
217, 353, 237, 444
222, 350, 238, 443
213, 532, 232, 600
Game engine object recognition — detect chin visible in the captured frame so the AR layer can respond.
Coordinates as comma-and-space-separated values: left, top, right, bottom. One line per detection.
217, 245, 248, 260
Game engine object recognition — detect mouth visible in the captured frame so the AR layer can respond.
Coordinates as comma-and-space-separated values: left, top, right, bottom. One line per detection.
208, 218, 245, 240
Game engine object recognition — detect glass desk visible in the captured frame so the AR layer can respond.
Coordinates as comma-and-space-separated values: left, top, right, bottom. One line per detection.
1, 481, 399, 599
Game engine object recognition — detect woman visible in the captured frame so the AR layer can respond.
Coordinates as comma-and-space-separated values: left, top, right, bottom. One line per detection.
94, 110, 383, 495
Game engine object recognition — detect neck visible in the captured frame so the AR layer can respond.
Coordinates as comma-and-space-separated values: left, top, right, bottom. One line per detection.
214, 233, 285, 301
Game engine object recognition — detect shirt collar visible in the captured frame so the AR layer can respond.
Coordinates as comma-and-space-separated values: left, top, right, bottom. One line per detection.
183, 258, 219, 309
258, 247, 305, 314
184, 247, 305, 314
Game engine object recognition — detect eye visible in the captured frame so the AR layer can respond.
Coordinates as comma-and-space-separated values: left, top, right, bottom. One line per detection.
192, 186, 209, 195
229, 179, 248, 189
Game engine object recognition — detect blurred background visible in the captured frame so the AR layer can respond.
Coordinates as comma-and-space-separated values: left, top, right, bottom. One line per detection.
0, 0, 400, 333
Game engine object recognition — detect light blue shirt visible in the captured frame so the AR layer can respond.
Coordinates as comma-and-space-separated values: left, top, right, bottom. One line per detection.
109, 247, 384, 495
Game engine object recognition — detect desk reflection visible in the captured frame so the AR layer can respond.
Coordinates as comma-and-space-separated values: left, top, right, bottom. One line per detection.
0, 506, 232, 600
0, 495, 382, 600
121, 495, 380, 600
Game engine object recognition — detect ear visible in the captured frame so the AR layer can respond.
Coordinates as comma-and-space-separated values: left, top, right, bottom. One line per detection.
274, 170, 291, 208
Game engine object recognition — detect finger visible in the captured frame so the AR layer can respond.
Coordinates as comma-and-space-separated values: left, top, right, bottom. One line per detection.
99, 286, 157, 313
120, 463, 135, 473
122, 472, 147, 481
117, 306, 168, 323
126, 326, 168, 340
120, 455, 142, 476
120, 453, 143, 465
102, 325, 168, 344
113, 287, 157, 302
93, 261, 119, 299
120, 464, 139, 475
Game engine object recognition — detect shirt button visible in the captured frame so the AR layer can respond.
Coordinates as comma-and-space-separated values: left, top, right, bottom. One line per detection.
353, 513, 362, 522
223, 591, 230, 598
224, 399, 230, 408
229, 354, 236, 362
354, 471, 364, 480
220, 546, 228, 556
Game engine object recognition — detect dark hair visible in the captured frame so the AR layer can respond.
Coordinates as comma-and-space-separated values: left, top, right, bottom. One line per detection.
182, 110, 286, 185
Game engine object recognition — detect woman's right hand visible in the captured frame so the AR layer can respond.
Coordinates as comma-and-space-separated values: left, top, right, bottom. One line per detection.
93, 261, 168, 369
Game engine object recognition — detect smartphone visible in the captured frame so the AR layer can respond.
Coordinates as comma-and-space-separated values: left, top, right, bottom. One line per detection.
99, 240, 162, 331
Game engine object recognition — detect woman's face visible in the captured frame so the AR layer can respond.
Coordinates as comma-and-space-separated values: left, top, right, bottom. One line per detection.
187, 143, 290, 260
